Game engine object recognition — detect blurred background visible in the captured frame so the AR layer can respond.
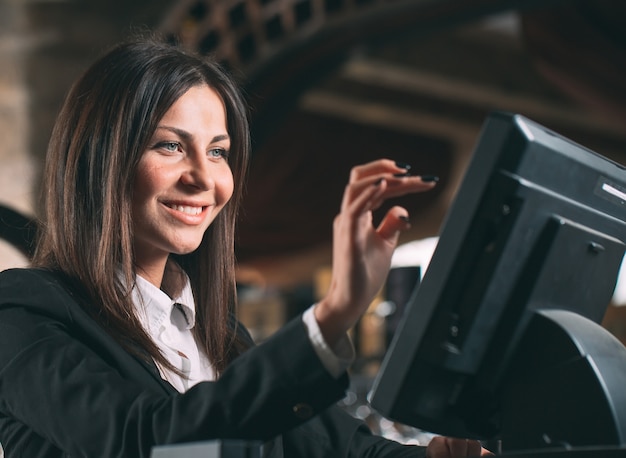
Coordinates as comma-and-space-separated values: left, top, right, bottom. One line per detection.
2, 0, 626, 443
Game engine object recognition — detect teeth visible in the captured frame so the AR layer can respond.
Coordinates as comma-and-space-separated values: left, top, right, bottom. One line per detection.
167, 204, 203, 215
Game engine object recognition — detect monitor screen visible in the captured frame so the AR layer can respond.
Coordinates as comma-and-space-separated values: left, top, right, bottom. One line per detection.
369, 112, 626, 445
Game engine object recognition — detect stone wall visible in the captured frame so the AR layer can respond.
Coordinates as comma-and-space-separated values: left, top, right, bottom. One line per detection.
0, 0, 33, 270
0, 0, 174, 271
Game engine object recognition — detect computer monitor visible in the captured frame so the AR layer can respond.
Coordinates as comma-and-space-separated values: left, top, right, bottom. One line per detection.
369, 112, 626, 452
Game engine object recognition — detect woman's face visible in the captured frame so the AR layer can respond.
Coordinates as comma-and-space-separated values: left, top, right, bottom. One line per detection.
132, 84, 234, 282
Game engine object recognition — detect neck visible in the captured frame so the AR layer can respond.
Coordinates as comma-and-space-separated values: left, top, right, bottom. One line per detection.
136, 257, 186, 298
135, 257, 167, 289
161, 260, 186, 297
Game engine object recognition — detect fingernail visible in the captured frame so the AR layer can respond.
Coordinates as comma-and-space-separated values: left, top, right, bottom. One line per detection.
420, 175, 439, 183
393, 172, 411, 178
395, 161, 411, 170
399, 215, 410, 223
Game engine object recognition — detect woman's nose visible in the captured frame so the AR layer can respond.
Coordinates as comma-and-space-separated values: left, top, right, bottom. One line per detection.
180, 156, 214, 191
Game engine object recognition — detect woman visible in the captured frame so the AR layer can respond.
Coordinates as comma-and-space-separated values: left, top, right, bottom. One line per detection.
0, 39, 489, 457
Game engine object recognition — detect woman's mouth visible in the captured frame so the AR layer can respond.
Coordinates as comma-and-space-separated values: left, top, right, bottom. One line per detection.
164, 203, 204, 216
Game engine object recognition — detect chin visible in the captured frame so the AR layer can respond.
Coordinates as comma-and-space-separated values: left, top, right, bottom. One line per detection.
175, 245, 203, 256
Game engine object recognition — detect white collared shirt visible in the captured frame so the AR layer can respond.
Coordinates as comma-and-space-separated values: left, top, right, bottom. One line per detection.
131, 274, 214, 392
130, 273, 354, 393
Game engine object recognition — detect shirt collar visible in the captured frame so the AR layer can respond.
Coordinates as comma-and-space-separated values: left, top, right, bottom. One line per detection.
131, 272, 196, 333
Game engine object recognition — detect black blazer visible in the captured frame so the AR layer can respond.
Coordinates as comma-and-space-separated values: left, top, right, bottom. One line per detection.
0, 268, 425, 457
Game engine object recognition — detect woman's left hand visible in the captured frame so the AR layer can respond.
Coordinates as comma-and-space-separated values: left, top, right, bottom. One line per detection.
426, 437, 495, 457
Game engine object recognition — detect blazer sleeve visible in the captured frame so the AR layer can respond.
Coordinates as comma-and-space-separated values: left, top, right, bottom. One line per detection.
0, 268, 349, 457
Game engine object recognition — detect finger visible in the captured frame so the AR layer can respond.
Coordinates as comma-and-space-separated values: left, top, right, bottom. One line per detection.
341, 160, 413, 207
363, 174, 437, 211
348, 159, 409, 182
446, 438, 470, 457
356, 178, 386, 215
360, 179, 435, 215
466, 440, 483, 457
376, 206, 410, 242
340, 178, 391, 224
425, 436, 448, 457
340, 175, 385, 211
379, 175, 438, 200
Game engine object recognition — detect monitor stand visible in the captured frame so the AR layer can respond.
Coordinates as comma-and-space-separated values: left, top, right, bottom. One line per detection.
496, 309, 626, 455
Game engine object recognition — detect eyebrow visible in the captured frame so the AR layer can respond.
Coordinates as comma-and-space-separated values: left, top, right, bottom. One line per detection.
156, 126, 230, 143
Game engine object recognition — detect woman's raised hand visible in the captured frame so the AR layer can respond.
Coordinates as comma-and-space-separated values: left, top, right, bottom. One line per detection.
314, 159, 437, 346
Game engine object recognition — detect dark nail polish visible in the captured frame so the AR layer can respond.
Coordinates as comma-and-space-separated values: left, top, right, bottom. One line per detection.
399, 215, 410, 223
395, 161, 411, 170
421, 175, 439, 183
393, 172, 411, 178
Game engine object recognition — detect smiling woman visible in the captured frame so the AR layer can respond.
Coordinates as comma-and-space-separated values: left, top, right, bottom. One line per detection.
0, 38, 489, 457
131, 85, 234, 287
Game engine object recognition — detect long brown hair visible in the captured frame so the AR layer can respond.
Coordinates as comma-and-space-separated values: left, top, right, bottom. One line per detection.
34, 39, 251, 375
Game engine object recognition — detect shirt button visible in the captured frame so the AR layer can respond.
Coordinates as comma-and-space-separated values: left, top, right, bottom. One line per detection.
292, 403, 314, 420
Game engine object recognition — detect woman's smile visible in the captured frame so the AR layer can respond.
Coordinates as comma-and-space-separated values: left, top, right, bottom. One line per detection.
164, 203, 205, 216
161, 200, 212, 221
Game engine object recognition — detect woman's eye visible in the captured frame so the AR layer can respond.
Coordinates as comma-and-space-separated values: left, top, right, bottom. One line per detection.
157, 141, 181, 152
209, 148, 230, 160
